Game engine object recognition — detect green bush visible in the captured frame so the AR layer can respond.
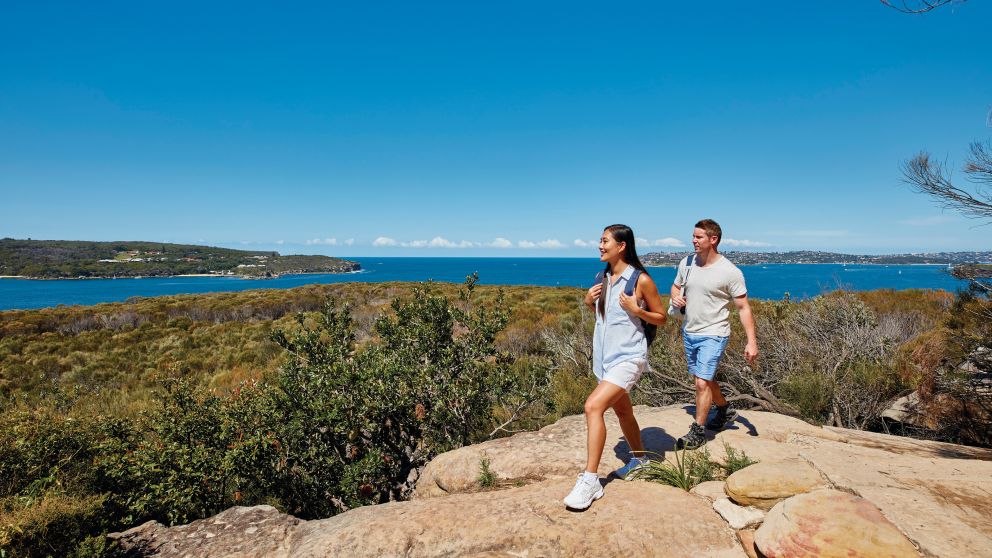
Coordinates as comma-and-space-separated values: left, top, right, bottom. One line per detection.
477, 455, 497, 489
722, 442, 758, 474
632, 448, 718, 491
0, 493, 109, 558
0, 277, 547, 555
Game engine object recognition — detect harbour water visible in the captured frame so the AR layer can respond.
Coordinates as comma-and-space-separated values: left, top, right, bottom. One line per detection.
0, 258, 969, 311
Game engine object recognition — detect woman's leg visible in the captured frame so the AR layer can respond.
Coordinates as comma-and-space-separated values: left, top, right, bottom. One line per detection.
612, 391, 645, 458
583, 381, 628, 473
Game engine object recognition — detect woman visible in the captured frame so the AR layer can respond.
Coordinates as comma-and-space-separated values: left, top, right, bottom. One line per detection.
563, 224, 667, 510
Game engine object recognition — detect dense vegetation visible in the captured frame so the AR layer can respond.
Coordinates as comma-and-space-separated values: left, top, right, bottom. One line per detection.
0, 239, 359, 278
1, 278, 989, 557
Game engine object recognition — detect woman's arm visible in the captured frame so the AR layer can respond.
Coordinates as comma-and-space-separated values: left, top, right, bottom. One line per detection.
619, 273, 667, 326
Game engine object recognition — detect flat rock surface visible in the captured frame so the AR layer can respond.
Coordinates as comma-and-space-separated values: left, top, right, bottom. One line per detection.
110, 505, 300, 558
415, 406, 824, 499
791, 433, 992, 557
292, 479, 745, 558
754, 489, 920, 557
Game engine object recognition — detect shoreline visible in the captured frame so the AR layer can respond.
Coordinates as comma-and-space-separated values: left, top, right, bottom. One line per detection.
0, 269, 363, 281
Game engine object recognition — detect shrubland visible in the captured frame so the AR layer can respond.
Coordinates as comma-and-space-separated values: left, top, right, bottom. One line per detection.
1, 276, 988, 557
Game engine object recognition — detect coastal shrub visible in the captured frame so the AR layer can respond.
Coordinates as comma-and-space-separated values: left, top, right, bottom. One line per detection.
778, 370, 833, 422
643, 292, 915, 430
477, 455, 497, 489
265, 276, 526, 516
722, 442, 758, 474
0, 492, 109, 558
632, 449, 718, 491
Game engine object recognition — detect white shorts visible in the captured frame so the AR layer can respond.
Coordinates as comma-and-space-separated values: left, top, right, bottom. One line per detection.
596, 358, 647, 392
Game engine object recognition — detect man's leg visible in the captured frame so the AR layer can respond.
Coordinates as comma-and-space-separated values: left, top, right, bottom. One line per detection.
710, 380, 728, 407
694, 376, 713, 426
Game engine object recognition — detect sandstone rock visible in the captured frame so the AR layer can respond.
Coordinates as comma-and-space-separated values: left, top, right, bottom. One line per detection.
791, 432, 992, 556
292, 478, 745, 558
821, 424, 992, 460
724, 459, 827, 510
416, 406, 832, 499
125, 406, 992, 557
713, 498, 765, 530
110, 505, 300, 558
754, 489, 920, 557
735, 529, 759, 558
690, 480, 728, 502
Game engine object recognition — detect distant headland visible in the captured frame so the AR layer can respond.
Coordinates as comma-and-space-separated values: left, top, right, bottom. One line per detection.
0, 238, 360, 279
642, 250, 992, 266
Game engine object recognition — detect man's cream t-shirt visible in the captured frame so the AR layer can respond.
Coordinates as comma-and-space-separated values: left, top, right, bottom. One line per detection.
674, 255, 747, 337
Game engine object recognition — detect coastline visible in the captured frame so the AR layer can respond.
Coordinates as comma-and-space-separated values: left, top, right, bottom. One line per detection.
0, 269, 363, 281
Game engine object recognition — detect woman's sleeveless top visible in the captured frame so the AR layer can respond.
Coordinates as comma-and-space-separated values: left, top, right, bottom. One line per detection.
593, 265, 647, 376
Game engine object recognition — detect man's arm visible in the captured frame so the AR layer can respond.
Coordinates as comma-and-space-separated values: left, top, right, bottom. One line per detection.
733, 294, 758, 364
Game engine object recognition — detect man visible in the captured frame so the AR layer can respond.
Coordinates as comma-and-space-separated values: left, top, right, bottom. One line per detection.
669, 219, 758, 450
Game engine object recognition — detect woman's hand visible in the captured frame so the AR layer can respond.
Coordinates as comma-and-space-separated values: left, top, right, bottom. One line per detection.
585, 283, 602, 309
619, 290, 640, 315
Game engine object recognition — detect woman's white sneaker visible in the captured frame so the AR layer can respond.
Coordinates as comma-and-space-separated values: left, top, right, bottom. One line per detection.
563, 472, 604, 510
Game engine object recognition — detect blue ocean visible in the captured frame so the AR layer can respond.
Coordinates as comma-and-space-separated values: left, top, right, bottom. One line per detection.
0, 258, 968, 311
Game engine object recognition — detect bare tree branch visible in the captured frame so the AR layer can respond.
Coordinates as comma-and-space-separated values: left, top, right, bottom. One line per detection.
880, 0, 963, 13
901, 150, 992, 221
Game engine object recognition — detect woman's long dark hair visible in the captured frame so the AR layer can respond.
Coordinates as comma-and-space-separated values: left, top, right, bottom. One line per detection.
597, 224, 649, 319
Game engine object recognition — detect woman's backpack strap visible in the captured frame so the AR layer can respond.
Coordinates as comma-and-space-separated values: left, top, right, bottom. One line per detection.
626, 269, 642, 296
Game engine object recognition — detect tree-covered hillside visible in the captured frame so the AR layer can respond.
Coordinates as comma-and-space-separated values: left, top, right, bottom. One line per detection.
0, 239, 360, 278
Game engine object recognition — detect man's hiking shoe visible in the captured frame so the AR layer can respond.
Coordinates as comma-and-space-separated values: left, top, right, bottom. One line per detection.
563, 473, 604, 510
706, 404, 739, 431
613, 457, 649, 480
676, 423, 707, 450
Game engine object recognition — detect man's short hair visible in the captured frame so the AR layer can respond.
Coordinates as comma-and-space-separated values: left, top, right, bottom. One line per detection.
695, 219, 722, 246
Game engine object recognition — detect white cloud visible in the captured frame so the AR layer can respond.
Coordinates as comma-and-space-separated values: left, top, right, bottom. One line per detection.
373, 236, 398, 247
429, 236, 453, 248
344, 238, 354, 246
722, 238, 772, 248
275, 240, 284, 245
518, 239, 565, 249
652, 237, 686, 248
427, 236, 475, 248
899, 215, 957, 226
305, 238, 338, 246
489, 237, 513, 248
573, 239, 595, 248
397, 236, 476, 248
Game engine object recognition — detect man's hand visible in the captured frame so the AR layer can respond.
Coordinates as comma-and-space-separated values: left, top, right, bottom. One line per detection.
744, 341, 759, 365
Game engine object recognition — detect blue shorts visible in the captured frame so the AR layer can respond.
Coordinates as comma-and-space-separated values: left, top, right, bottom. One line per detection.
683, 332, 729, 381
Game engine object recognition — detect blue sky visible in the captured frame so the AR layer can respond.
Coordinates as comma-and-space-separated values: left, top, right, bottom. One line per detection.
1, 1, 989, 256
